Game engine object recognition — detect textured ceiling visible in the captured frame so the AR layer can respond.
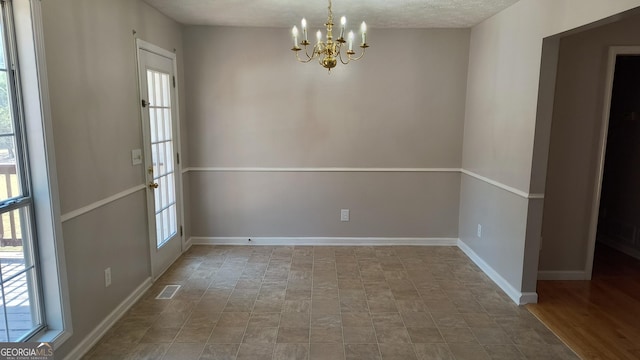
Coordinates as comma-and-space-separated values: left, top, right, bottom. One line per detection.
144, 0, 521, 28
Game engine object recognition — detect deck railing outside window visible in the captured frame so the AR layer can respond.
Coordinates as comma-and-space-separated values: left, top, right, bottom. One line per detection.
0, 163, 20, 246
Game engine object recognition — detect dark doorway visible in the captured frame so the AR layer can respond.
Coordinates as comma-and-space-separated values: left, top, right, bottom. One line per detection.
596, 55, 640, 274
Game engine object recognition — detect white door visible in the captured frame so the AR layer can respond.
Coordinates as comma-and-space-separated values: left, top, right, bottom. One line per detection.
137, 40, 183, 278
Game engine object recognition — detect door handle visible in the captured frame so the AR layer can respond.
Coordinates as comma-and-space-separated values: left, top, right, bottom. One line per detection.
148, 182, 159, 189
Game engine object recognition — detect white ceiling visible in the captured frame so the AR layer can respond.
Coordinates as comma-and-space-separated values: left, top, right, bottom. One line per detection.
144, 0, 521, 28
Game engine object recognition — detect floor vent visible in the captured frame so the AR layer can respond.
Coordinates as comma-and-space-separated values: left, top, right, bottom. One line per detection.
156, 285, 181, 300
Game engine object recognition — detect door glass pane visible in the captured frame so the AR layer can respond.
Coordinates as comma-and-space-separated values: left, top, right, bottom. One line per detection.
160, 142, 167, 176
162, 75, 170, 107
165, 140, 173, 174
149, 108, 157, 143
147, 73, 155, 107
156, 109, 164, 142
158, 109, 172, 140
147, 69, 177, 248
154, 73, 162, 107
169, 204, 176, 235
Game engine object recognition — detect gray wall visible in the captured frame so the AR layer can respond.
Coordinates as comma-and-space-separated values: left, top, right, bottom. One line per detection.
458, 176, 529, 290
460, 0, 640, 297
190, 172, 460, 238
40, 0, 185, 356
183, 27, 470, 239
540, 14, 640, 272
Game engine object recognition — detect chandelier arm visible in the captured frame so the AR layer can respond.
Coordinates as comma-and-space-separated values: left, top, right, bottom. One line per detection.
307, 43, 321, 60
295, 44, 317, 63
338, 48, 350, 65
302, 45, 314, 61
348, 47, 367, 61
295, 50, 315, 63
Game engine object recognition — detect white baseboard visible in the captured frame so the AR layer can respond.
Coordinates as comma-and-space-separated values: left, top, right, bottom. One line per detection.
520, 292, 539, 303
183, 237, 193, 252
190, 237, 459, 246
63, 278, 153, 360
537, 270, 587, 280
457, 239, 537, 305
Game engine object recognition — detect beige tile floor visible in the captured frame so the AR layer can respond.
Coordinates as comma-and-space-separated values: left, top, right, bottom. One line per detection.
83, 246, 578, 360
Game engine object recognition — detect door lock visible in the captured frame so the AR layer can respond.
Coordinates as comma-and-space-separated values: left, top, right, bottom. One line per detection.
148, 182, 159, 189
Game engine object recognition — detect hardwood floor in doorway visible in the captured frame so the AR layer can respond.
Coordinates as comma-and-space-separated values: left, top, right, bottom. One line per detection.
528, 244, 640, 360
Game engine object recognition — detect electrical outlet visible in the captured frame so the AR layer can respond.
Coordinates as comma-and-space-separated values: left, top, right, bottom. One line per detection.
477, 224, 482, 238
341, 209, 350, 222
105, 267, 112, 287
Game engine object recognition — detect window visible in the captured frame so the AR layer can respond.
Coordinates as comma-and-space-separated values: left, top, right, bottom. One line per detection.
0, 0, 44, 341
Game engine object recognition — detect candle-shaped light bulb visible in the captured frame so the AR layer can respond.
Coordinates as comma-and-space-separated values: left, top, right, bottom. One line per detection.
316, 30, 322, 43
348, 31, 354, 51
292, 26, 299, 47
360, 21, 367, 44
340, 16, 346, 38
301, 18, 308, 41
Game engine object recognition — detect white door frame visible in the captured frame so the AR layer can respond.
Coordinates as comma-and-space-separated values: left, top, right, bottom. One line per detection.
585, 46, 640, 279
135, 38, 186, 279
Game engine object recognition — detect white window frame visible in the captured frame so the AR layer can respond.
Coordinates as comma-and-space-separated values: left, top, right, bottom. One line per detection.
10, 0, 72, 345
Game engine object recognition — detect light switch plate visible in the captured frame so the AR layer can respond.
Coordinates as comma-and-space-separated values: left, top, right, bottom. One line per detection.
131, 149, 142, 165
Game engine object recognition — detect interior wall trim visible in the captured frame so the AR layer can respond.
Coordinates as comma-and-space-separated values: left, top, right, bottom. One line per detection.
191, 237, 459, 246
182, 167, 544, 199
460, 169, 545, 200
63, 278, 152, 360
182, 167, 462, 173
182, 167, 545, 199
60, 184, 146, 223
457, 239, 538, 305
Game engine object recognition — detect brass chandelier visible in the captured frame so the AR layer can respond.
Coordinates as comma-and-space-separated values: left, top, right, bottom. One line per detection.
291, 0, 369, 72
